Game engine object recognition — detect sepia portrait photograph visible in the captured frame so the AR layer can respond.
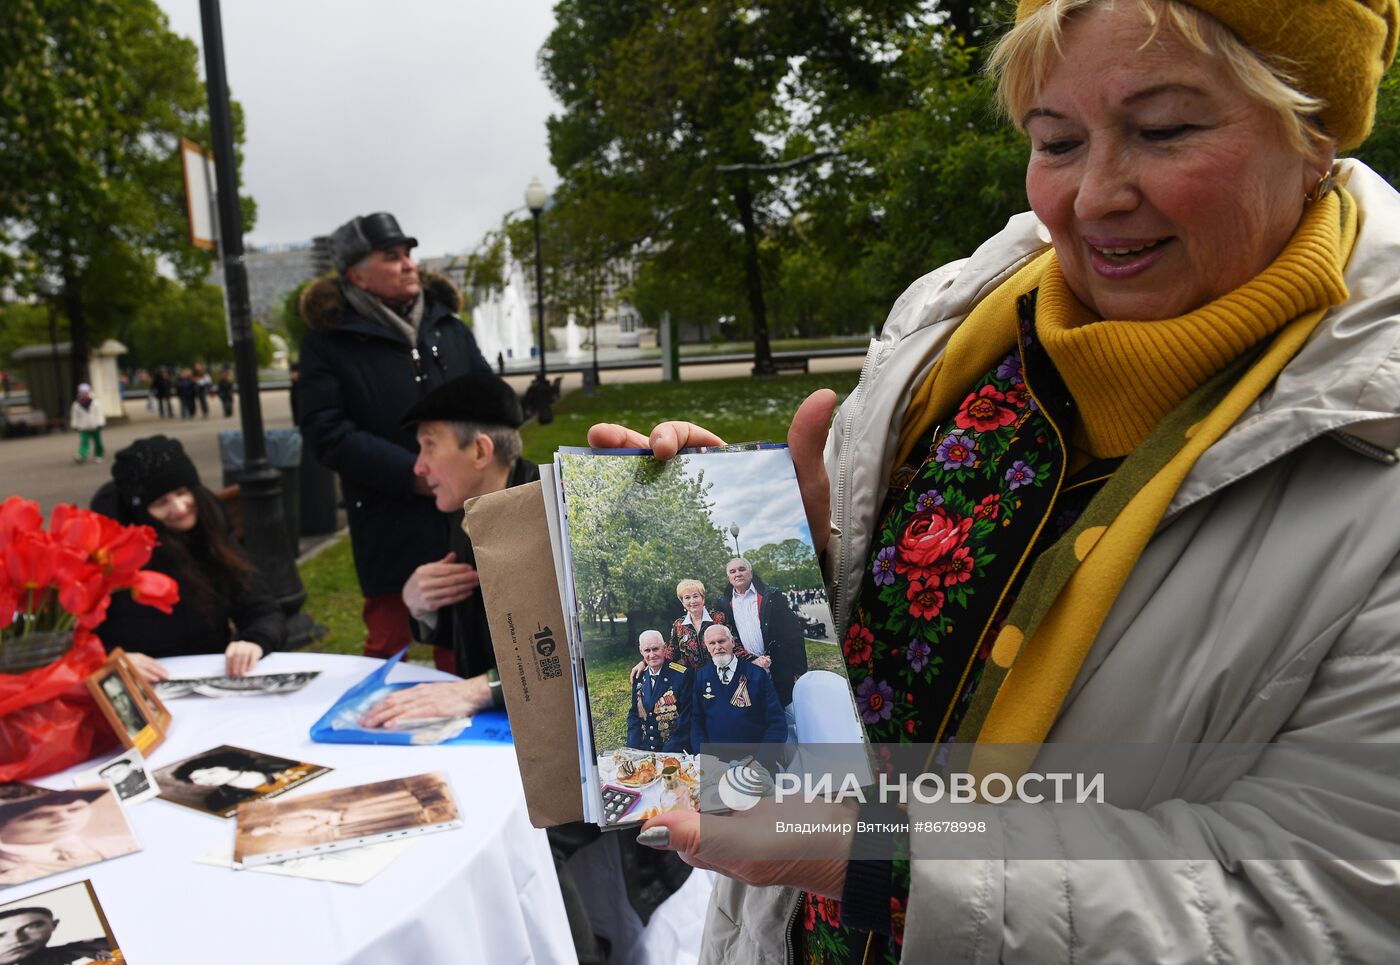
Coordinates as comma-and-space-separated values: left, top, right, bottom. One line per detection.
234, 771, 461, 867
0, 880, 122, 965
153, 745, 330, 819
0, 784, 141, 888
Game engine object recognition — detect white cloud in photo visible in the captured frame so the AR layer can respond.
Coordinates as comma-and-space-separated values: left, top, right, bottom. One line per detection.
678, 449, 814, 555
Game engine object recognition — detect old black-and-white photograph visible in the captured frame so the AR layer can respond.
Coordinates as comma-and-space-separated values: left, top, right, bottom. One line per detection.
153, 745, 331, 819
0, 880, 122, 965
154, 670, 321, 700
74, 749, 160, 807
0, 784, 141, 888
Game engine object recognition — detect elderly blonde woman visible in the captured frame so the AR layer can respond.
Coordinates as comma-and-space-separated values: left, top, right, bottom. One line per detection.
590, 0, 1400, 961
668, 578, 732, 668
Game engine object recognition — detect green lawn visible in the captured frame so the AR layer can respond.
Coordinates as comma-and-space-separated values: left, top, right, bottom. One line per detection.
298, 370, 861, 658
518, 370, 860, 463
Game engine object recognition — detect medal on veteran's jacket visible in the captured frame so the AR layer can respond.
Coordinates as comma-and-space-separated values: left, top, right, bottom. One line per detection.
730, 677, 751, 708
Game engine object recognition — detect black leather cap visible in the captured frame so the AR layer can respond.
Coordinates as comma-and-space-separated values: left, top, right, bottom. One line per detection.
400, 373, 525, 429
329, 212, 418, 273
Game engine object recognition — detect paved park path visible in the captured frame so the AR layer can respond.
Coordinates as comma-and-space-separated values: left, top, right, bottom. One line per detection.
1, 356, 862, 518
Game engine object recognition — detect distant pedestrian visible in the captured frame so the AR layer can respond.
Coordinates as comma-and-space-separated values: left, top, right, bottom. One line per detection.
176, 368, 196, 419
2, 370, 11, 398
70, 382, 106, 463
152, 367, 174, 418
194, 364, 212, 419
217, 366, 235, 417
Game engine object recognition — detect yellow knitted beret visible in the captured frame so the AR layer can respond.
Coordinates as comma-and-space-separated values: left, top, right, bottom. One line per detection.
1015, 0, 1399, 150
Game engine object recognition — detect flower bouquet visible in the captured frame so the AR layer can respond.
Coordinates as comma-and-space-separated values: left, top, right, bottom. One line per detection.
0, 496, 179, 780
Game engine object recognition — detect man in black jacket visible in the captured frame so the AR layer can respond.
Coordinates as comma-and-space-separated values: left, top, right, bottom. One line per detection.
359, 373, 535, 726
715, 557, 808, 707
356, 375, 618, 965
297, 212, 491, 664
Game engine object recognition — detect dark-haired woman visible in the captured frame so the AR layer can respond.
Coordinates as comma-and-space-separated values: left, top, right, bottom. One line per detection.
92, 435, 286, 682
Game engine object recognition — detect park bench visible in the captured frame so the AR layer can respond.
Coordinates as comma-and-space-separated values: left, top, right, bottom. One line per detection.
0, 406, 62, 438
771, 356, 810, 374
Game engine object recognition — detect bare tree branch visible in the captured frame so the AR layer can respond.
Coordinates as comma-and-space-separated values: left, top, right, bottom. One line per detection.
715, 150, 842, 174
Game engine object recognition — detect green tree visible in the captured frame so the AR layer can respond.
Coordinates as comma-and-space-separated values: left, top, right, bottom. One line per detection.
0, 0, 255, 390
125, 278, 270, 369
745, 538, 823, 592
1355, 59, 1400, 187
541, 0, 927, 370
538, 2, 1028, 348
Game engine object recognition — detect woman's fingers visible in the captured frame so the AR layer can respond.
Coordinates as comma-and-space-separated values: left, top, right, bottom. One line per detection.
225, 641, 263, 676
647, 422, 726, 460
126, 651, 170, 682
588, 423, 651, 449
586, 421, 727, 460
788, 390, 837, 558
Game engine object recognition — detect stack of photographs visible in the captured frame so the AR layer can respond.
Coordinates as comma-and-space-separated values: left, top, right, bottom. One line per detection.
543, 444, 867, 827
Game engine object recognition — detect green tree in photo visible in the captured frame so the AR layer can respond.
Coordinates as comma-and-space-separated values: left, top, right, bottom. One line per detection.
561, 454, 732, 648
744, 537, 823, 592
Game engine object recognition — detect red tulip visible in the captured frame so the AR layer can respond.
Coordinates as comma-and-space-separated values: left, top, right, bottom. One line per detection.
130, 569, 179, 614
98, 525, 156, 586
0, 497, 43, 550
5, 531, 58, 591
59, 567, 108, 621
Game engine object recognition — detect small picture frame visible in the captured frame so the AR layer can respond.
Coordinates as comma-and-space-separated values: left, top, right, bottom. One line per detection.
85, 649, 169, 753
120, 648, 172, 733
0, 880, 124, 962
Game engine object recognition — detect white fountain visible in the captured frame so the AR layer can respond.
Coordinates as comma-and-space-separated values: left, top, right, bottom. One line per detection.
469, 239, 538, 366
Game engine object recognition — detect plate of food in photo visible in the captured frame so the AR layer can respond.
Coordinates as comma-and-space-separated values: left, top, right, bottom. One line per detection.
612, 757, 660, 789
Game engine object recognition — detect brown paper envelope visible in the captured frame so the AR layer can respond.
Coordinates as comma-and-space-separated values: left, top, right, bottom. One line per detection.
463, 480, 584, 828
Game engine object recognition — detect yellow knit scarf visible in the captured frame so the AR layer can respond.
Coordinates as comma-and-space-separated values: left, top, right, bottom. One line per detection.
895, 189, 1356, 750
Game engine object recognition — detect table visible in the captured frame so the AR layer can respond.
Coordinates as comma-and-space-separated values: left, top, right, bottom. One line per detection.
11, 652, 576, 965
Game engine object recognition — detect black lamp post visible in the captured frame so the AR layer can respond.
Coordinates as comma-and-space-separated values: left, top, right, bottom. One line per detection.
524, 177, 553, 425
198, 0, 310, 642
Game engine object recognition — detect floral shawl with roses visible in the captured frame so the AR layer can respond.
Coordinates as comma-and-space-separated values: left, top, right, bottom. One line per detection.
802, 267, 1286, 963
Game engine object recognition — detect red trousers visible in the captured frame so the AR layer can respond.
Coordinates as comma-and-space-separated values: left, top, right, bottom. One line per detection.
361, 593, 456, 674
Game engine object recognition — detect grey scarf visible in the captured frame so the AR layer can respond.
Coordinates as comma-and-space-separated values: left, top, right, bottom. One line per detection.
341, 280, 425, 346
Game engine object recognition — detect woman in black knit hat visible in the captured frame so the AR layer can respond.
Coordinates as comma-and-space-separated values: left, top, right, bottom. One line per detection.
91, 435, 286, 681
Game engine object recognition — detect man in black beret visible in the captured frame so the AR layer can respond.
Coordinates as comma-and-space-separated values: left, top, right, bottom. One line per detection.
360, 372, 535, 726
296, 212, 492, 666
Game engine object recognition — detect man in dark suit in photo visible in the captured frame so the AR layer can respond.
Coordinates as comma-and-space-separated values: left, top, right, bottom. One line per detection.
716, 557, 808, 708
692, 624, 786, 754
627, 630, 693, 754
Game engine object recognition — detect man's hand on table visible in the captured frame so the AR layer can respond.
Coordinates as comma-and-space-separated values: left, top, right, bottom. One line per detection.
126, 651, 170, 682
359, 676, 493, 728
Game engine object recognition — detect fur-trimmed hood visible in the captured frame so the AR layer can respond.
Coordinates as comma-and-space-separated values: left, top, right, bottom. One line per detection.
298, 271, 461, 334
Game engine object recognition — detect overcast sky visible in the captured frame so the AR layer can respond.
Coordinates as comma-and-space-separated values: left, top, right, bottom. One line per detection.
681, 449, 816, 555
155, 0, 561, 259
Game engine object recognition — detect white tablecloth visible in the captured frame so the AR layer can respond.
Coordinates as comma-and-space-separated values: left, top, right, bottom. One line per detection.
15, 652, 576, 965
